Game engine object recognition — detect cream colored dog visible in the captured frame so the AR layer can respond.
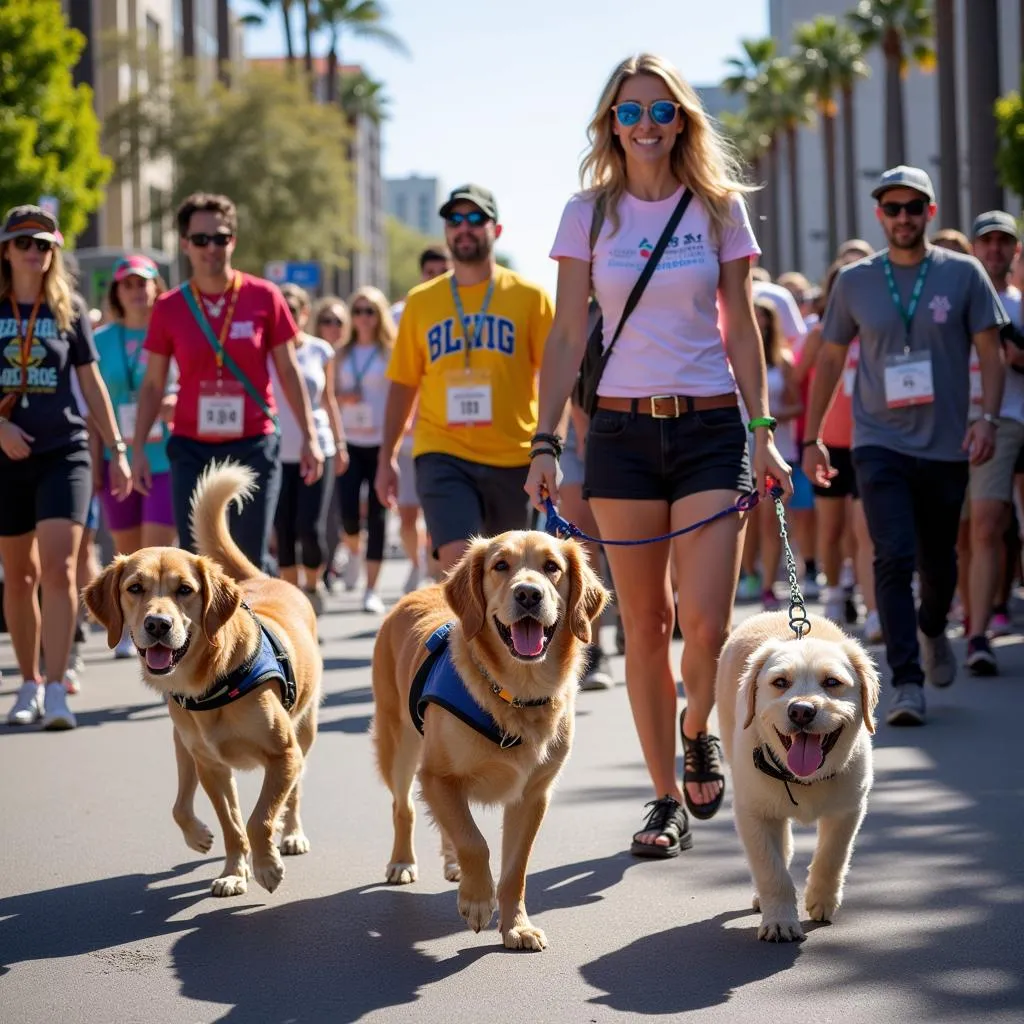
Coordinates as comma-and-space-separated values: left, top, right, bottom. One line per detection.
716, 611, 880, 942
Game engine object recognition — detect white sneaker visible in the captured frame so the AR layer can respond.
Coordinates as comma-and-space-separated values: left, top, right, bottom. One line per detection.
362, 590, 385, 614
341, 554, 361, 591
863, 610, 883, 645
402, 564, 422, 595
69, 642, 85, 676
42, 682, 76, 730
823, 586, 845, 624
63, 667, 82, 695
114, 633, 136, 659
7, 681, 44, 726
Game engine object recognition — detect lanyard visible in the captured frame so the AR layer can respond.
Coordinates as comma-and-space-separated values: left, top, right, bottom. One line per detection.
882, 252, 932, 352
189, 272, 242, 372
348, 344, 379, 388
10, 294, 43, 407
449, 275, 495, 370
119, 325, 144, 394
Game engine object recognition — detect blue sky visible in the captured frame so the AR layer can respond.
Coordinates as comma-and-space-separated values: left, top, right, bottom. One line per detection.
239, 0, 768, 294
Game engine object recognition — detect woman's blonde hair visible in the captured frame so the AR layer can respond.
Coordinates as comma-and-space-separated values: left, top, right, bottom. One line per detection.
580, 53, 754, 238
344, 285, 396, 354
0, 242, 75, 332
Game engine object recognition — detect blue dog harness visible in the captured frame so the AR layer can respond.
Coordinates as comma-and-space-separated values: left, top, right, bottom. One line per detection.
408, 622, 521, 748
173, 604, 297, 713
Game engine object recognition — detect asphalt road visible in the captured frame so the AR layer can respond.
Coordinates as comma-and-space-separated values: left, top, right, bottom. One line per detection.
2, 562, 1023, 1024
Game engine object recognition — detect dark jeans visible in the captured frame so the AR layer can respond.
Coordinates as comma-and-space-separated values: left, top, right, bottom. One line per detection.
853, 446, 969, 687
167, 432, 282, 574
275, 457, 335, 569
338, 443, 386, 562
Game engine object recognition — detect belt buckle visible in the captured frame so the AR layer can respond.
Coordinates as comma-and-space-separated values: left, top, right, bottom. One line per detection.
649, 395, 680, 419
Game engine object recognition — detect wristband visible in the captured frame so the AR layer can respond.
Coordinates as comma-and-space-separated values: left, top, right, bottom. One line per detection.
801, 439, 822, 450
531, 431, 564, 455
747, 416, 777, 432
529, 446, 560, 460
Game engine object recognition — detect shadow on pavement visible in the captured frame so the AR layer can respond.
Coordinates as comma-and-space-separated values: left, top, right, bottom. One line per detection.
318, 714, 372, 734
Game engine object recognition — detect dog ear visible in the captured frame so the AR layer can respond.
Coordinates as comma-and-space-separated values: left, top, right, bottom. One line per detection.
740, 640, 785, 729
198, 557, 242, 644
565, 541, 609, 644
83, 557, 128, 649
842, 639, 881, 735
443, 541, 488, 642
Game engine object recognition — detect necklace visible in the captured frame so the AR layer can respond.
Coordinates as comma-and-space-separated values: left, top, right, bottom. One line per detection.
200, 278, 233, 319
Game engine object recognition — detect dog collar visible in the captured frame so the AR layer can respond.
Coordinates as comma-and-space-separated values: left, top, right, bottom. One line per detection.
468, 655, 552, 710
752, 744, 836, 807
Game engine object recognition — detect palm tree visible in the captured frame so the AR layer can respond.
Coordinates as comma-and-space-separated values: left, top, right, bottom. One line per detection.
964, 0, 1005, 214
934, 0, 961, 227
848, 0, 935, 168
719, 108, 772, 256
302, 0, 316, 83
240, 0, 298, 74
340, 70, 389, 126
795, 16, 867, 259
316, 0, 409, 106
835, 30, 871, 240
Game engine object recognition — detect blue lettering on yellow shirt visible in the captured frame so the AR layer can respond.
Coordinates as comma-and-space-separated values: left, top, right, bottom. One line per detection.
427, 316, 516, 362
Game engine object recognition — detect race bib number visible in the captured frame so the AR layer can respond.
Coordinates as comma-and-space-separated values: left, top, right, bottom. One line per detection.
884, 352, 934, 408
197, 380, 245, 438
117, 403, 162, 444
342, 401, 375, 435
445, 371, 493, 427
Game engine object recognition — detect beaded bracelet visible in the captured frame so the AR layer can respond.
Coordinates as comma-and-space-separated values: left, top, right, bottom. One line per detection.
531, 432, 564, 456
529, 446, 560, 460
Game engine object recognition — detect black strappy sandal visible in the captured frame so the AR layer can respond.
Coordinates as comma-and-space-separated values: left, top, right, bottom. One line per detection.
630, 795, 693, 858
679, 710, 726, 821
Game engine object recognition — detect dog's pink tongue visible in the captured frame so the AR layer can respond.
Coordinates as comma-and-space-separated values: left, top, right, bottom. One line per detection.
787, 733, 824, 778
511, 618, 544, 657
145, 645, 173, 671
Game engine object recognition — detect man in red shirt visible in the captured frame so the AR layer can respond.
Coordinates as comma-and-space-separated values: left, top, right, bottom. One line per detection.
131, 192, 324, 570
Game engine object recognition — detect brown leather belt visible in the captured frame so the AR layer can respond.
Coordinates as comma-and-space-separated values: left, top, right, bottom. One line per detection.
595, 393, 738, 419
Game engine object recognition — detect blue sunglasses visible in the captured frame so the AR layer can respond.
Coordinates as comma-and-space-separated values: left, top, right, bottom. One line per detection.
612, 100, 681, 127
445, 210, 489, 227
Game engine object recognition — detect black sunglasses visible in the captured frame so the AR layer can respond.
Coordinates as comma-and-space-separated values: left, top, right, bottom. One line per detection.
445, 211, 488, 227
351, 306, 377, 317
879, 199, 928, 218
12, 236, 53, 253
318, 314, 344, 327
187, 232, 233, 248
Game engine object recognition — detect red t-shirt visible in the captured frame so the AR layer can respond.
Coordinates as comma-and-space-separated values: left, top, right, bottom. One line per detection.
144, 273, 298, 440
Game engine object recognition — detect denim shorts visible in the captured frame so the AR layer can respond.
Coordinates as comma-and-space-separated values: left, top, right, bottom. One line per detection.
583, 405, 752, 502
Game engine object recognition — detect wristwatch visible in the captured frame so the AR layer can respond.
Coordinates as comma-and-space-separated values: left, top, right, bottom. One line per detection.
981, 413, 998, 427
113, 439, 128, 455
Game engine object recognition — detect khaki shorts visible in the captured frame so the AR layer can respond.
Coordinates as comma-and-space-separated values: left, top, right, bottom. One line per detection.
967, 417, 1024, 508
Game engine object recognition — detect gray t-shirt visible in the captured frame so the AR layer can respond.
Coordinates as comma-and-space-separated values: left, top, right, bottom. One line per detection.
821, 246, 1006, 460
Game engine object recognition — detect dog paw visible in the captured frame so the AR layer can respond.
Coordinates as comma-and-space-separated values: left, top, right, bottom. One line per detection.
805, 887, 841, 923
386, 862, 417, 884
182, 820, 215, 854
757, 915, 806, 943
280, 833, 310, 856
253, 852, 285, 893
752, 893, 760, 913
211, 874, 248, 897
503, 925, 547, 951
443, 861, 461, 882
458, 882, 496, 933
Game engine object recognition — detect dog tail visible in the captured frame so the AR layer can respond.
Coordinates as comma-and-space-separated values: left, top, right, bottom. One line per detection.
189, 460, 263, 582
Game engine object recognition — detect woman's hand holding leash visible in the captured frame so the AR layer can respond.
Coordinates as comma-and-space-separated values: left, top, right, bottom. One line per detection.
525, 451, 562, 511
754, 433, 793, 499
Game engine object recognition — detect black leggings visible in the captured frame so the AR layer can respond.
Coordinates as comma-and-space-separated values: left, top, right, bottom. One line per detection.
338, 443, 386, 562
274, 456, 335, 570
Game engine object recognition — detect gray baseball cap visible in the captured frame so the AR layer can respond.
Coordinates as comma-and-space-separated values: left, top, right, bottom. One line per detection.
871, 165, 935, 203
439, 184, 498, 222
972, 210, 1019, 240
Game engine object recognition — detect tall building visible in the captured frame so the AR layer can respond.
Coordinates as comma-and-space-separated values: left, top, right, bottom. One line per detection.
385, 175, 441, 237
741, 0, 1022, 279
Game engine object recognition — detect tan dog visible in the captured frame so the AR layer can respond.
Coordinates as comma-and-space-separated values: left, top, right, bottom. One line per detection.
716, 610, 880, 942
84, 461, 322, 898
371, 530, 607, 951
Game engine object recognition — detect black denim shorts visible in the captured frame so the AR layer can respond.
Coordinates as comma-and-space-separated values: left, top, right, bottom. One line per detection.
583, 405, 752, 503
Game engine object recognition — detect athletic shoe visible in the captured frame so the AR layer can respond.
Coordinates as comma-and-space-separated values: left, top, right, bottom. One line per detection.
822, 586, 845, 624
989, 611, 1013, 638
802, 573, 820, 602
114, 633, 136, 659
737, 573, 761, 602
63, 666, 82, 695
403, 564, 422, 595
341, 555, 361, 592
579, 644, 614, 691
919, 629, 956, 689
863, 610, 883, 645
68, 642, 85, 677
42, 682, 76, 730
966, 634, 998, 676
304, 584, 327, 617
6, 681, 44, 726
886, 684, 926, 726
363, 590, 385, 614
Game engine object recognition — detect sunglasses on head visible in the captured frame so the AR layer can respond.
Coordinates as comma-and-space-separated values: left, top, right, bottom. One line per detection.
12, 236, 53, 253
612, 100, 681, 127
351, 306, 377, 317
445, 211, 488, 227
187, 232, 233, 248
879, 198, 928, 218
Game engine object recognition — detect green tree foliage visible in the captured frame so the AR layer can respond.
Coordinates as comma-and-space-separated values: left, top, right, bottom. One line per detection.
0, 0, 112, 243
995, 80, 1024, 201
104, 62, 356, 273
385, 215, 443, 300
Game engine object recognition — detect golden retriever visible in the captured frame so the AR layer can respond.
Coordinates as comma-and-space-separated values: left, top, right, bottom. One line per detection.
371, 530, 608, 951
84, 461, 322, 898
716, 611, 880, 942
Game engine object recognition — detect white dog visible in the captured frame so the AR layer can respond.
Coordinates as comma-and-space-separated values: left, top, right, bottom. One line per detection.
716, 611, 880, 942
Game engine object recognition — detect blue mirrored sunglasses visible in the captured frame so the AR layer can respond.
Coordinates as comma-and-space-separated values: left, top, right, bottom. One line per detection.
612, 100, 681, 127
445, 211, 488, 227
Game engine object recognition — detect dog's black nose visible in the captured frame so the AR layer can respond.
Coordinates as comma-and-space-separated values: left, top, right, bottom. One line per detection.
144, 614, 172, 640
788, 701, 817, 727
513, 583, 543, 611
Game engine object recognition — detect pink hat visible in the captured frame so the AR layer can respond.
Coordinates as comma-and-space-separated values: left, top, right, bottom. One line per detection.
113, 254, 159, 281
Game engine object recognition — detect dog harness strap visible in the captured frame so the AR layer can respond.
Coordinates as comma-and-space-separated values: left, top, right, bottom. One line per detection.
752, 745, 838, 808
409, 622, 521, 748
174, 606, 296, 712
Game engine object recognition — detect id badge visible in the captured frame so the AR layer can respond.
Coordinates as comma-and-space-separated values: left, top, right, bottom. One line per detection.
343, 401, 375, 435
197, 380, 245, 438
445, 370, 493, 427
884, 352, 934, 408
117, 402, 162, 444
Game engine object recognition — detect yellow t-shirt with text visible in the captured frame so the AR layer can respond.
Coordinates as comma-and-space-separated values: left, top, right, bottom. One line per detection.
386, 267, 554, 467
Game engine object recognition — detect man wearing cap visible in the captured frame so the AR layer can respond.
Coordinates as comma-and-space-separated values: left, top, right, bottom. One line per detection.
962, 212, 1024, 675
802, 166, 1007, 726
374, 184, 554, 572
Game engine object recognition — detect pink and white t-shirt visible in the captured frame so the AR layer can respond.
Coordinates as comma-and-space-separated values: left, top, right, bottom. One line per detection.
549, 186, 760, 397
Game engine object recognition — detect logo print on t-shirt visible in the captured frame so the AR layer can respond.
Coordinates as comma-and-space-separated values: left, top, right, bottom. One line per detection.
638, 238, 653, 259
929, 295, 951, 324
